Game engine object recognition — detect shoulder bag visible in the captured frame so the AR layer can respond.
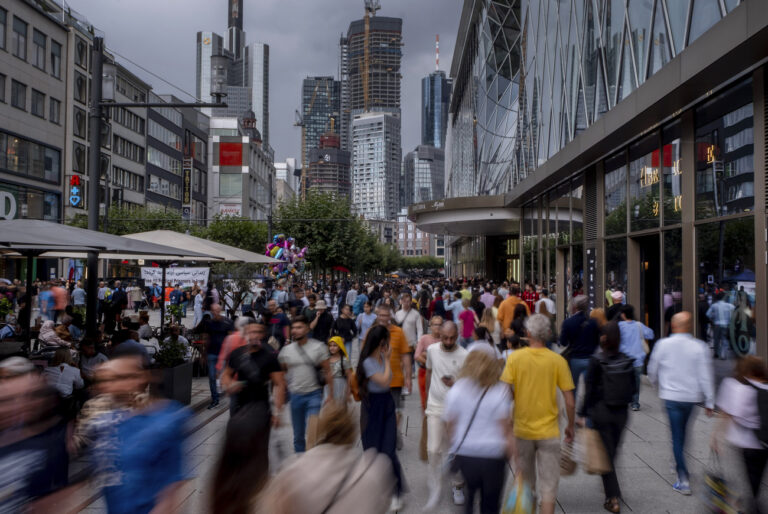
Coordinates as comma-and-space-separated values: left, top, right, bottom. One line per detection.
444, 386, 489, 473
295, 341, 326, 387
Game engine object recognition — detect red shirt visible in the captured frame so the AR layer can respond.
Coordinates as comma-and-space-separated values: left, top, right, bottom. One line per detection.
521, 290, 539, 315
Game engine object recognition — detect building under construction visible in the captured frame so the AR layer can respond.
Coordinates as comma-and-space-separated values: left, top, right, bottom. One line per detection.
307, 130, 351, 199
300, 77, 341, 177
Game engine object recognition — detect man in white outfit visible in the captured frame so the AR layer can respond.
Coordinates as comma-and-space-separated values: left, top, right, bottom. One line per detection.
647, 311, 714, 496
395, 292, 423, 395
424, 321, 468, 509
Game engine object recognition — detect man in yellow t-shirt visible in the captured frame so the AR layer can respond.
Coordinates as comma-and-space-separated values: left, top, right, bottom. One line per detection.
501, 313, 575, 514
496, 284, 530, 331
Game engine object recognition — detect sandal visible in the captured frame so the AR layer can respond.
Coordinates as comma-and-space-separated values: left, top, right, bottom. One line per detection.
603, 498, 620, 513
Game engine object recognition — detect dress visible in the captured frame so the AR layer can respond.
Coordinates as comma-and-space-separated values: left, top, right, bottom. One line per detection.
325, 357, 349, 403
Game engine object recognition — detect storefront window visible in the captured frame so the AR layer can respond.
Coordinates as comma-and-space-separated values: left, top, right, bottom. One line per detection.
696, 216, 755, 356
556, 182, 570, 245
662, 122, 682, 225
0, 182, 59, 220
523, 204, 538, 285
571, 175, 583, 242
629, 132, 660, 231
695, 78, 753, 219
604, 153, 627, 235
663, 229, 683, 336
605, 237, 627, 305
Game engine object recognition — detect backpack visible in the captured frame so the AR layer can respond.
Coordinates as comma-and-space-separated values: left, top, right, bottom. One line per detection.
747, 382, 768, 448
600, 353, 636, 407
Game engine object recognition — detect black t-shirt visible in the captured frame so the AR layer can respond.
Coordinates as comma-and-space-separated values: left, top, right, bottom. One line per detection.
312, 311, 335, 342
204, 317, 233, 355
227, 345, 281, 408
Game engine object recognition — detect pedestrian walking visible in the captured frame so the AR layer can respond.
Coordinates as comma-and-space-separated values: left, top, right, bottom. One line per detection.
424, 321, 469, 509
647, 312, 715, 495
309, 299, 334, 343
458, 299, 479, 348
202, 304, 234, 409
325, 336, 352, 403
444, 350, 512, 514
501, 313, 575, 514
559, 295, 600, 398
216, 319, 286, 513
707, 292, 735, 359
357, 324, 406, 511
579, 321, 637, 513
497, 284, 530, 332
278, 315, 333, 453
618, 305, 654, 411
356, 300, 377, 342
415, 315, 443, 410
712, 355, 768, 513
332, 304, 359, 364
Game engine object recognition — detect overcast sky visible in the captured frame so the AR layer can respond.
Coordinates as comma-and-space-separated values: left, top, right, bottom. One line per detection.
68, 0, 463, 163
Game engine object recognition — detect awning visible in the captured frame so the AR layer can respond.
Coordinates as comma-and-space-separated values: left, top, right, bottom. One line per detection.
408, 195, 521, 237
122, 230, 280, 264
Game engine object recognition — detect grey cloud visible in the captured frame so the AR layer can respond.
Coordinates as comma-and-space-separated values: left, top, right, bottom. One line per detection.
68, 0, 461, 162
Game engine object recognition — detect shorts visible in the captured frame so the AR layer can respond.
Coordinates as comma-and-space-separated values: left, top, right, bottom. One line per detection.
516, 437, 561, 502
390, 387, 402, 411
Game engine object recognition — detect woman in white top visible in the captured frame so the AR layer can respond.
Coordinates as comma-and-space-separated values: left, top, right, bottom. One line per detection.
443, 350, 512, 513
713, 355, 768, 512
44, 348, 84, 398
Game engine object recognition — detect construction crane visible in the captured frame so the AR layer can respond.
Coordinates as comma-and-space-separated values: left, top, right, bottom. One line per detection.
363, 0, 380, 112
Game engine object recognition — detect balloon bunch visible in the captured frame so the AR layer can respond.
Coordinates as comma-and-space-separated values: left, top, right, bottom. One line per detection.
265, 234, 308, 278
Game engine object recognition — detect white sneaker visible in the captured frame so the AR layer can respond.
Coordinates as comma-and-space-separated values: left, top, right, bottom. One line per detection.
452, 485, 465, 505
389, 495, 403, 512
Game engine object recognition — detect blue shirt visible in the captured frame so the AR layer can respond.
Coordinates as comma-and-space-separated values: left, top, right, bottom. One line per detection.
71, 287, 86, 305
446, 299, 465, 322
91, 402, 191, 514
706, 300, 735, 327
357, 312, 377, 339
352, 293, 368, 316
619, 320, 654, 367
169, 290, 183, 305
363, 357, 390, 393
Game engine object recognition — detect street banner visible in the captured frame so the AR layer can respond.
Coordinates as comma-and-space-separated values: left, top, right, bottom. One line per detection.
141, 267, 209, 288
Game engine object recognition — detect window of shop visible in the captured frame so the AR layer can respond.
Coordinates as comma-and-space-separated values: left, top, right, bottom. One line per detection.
219, 173, 242, 196
696, 216, 755, 355
695, 78, 753, 219
662, 121, 682, 225
662, 229, 683, 336
0, 182, 59, 221
604, 152, 627, 235
605, 237, 627, 303
629, 132, 660, 231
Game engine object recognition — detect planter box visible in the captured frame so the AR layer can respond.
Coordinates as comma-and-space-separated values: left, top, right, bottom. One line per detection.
152, 361, 193, 405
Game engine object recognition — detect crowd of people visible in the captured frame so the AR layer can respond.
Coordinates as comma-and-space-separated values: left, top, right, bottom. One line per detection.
1, 274, 767, 513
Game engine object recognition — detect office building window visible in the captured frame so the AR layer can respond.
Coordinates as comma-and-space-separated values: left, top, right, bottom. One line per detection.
11, 80, 26, 110
12, 17, 26, 60
33, 29, 45, 70
72, 142, 86, 173
113, 135, 145, 164
1, 130, 60, 183
73, 107, 87, 138
0, 74, 5, 103
50, 40, 61, 78
219, 174, 242, 196
0, 8, 6, 50
75, 37, 87, 69
74, 72, 87, 104
49, 97, 61, 124
31, 89, 45, 118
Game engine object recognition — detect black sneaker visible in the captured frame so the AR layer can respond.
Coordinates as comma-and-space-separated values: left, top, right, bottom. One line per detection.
207, 400, 219, 410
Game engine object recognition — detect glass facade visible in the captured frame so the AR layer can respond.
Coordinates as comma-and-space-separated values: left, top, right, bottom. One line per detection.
421, 71, 451, 149
407, 145, 445, 204
301, 76, 341, 166
448, 0, 740, 198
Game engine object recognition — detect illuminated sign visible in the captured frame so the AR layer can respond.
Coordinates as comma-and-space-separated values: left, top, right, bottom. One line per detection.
673, 195, 683, 212
639, 166, 659, 188
706, 145, 717, 164
68, 175, 84, 208
182, 158, 192, 205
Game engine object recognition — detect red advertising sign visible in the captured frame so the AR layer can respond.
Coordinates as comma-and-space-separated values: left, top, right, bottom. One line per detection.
219, 142, 243, 166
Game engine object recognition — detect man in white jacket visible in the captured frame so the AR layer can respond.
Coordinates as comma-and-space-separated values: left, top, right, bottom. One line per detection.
647, 311, 714, 496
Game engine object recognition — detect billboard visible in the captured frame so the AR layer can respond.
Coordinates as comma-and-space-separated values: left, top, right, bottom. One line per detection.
219, 142, 243, 166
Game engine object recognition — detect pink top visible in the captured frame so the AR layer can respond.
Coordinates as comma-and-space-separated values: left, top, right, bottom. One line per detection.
414, 334, 439, 361
459, 309, 476, 338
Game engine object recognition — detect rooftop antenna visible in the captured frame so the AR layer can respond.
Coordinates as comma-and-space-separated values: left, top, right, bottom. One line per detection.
436, 34, 439, 71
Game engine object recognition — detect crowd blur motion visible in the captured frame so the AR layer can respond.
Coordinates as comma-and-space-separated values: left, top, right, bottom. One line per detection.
0, 275, 766, 513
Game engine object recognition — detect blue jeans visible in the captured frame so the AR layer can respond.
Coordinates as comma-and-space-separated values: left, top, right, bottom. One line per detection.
207, 354, 219, 403
713, 325, 728, 358
569, 357, 591, 399
290, 389, 323, 453
632, 366, 643, 409
665, 400, 696, 481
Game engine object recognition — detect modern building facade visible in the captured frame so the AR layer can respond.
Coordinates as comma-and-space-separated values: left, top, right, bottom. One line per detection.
411, 0, 768, 357
396, 208, 434, 257
405, 145, 445, 204
301, 76, 340, 171
421, 70, 451, 149
145, 93, 183, 211
352, 112, 400, 220
274, 158, 299, 203
307, 132, 351, 199
208, 115, 274, 221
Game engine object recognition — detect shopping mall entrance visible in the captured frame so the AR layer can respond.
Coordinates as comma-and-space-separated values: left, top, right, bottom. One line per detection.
631, 234, 661, 343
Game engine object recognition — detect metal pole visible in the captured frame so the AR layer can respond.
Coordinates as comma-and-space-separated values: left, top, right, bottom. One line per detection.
160, 263, 167, 336
85, 37, 104, 337
23, 252, 34, 345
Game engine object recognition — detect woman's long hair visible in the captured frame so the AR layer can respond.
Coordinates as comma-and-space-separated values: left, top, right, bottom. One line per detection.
459, 350, 502, 387
355, 325, 390, 401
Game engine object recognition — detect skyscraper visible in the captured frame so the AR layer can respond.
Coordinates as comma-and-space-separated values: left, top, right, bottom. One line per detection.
195, 1, 270, 146
421, 70, 451, 148
307, 131, 351, 199
405, 145, 445, 204
352, 112, 400, 220
301, 77, 340, 169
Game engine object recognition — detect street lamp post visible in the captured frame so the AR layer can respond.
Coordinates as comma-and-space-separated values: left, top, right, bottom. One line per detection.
84, 38, 227, 336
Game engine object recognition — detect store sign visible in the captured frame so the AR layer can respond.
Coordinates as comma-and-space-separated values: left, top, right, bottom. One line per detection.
141, 267, 209, 288
0, 191, 17, 220
182, 159, 192, 204
68, 175, 84, 208
586, 247, 597, 309
219, 142, 243, 166
219, 203, 242, 216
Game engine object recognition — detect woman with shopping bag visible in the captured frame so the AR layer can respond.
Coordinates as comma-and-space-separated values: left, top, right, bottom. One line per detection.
578, 320, 637, 513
